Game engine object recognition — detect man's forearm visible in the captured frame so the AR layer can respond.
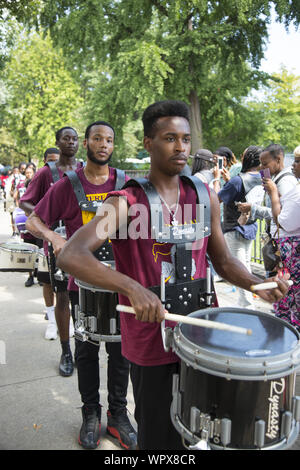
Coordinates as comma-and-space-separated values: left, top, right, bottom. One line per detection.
19, 200, 35, 216
269, 192, 281, 223
26, 213, 55, 244
213, 254, 261, 292
57, 243, 141, 299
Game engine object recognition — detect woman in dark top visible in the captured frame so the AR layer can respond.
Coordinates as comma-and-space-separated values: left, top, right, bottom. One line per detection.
218, 146, 264, 308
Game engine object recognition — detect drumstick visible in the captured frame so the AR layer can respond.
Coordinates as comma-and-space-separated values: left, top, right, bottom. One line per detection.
250, 280, 293, 292
116, 305, 252, 336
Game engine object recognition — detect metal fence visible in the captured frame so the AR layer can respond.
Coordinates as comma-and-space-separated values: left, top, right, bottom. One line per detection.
125, 169, 149, 178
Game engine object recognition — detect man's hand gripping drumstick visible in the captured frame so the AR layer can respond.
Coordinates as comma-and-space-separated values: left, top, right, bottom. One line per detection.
116, 304, 252, 336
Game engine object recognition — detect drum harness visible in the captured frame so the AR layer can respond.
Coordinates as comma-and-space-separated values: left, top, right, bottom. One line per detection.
46, 161, 88, 284
64, 167, 126, 344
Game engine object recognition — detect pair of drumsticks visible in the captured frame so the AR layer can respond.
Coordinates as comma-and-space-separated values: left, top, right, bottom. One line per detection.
117, 281, 293, 336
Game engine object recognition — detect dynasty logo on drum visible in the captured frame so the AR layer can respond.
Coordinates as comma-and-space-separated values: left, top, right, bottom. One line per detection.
266, 378, 285, 440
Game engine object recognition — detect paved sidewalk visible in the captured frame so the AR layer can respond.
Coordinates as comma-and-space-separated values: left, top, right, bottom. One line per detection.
0, 205, 132, 450
0, 202, 299, 451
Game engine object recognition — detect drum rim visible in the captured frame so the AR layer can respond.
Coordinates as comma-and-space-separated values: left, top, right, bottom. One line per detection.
0, 242, 38, 252
75, 327, 121, 343
173, 307, 300, 381
75, 277, 116, 293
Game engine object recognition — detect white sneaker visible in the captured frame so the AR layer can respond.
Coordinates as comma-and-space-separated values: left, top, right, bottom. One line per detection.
69, 319, 75, 338
45, 322, 58, 340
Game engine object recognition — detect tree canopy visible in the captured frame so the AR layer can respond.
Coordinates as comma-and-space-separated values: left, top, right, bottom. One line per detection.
258, 67, 300, 149
0, 1, 299, 166
2, 32, 83, 163
36, 0, 300, 152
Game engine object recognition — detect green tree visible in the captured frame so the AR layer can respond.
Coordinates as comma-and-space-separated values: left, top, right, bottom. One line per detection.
0, 1, 42, 69
37, 0, 300, 152
3, 31, 83, 164
258, 68, 300, 150
203, 98, 267, 156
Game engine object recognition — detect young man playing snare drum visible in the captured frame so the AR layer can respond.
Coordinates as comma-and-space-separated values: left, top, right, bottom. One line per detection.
57, 100, 290, 450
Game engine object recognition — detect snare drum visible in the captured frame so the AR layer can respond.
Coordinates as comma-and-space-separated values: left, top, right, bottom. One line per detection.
36, 249, 50, 283
0, 241, 38, 272
75, 268, 120, 343
171, 307, 300, 450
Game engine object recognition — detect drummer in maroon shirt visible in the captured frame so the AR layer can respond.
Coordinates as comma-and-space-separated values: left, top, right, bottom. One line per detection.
56, 100, 290, 450
25, 121, 136, 451
20, 128, 81, 376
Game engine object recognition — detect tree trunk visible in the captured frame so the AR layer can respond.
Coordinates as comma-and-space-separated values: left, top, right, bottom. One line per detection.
189, 89, 203, 154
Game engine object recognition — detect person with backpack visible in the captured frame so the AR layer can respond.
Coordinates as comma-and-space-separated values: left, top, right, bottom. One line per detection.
218, 146, 264, 308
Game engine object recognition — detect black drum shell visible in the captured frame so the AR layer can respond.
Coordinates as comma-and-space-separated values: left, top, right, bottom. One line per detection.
48, 244, 68, 292
79, 285, 120, 336
171, 307, 300, 449
178, 361, 295, 448
37, 270, 51, 284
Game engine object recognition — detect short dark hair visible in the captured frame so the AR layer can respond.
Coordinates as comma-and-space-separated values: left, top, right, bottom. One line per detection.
18, 161, 26, 169
43, 148, 60, 160
214, 146, 234, 164
142, 100, 190, 137
26, 162, 36, 171
192, 149, 215, 174
241, 146, 263, 172
55, 126, 77, 141
263, 144, 284, 159
85, 121, 115, 139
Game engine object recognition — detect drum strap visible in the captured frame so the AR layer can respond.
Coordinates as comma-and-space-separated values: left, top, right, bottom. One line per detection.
123, 175, 211, 243
65, 168, 126, 262
46, 161, 60, 183
65, 168, 126, 213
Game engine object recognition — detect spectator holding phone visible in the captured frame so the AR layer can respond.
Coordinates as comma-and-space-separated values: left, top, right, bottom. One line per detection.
262, 146, 300, 328
238, 144, 298, 245
218, 146, 264, 308
191, 148, 218, 189
213, 146, 241, 190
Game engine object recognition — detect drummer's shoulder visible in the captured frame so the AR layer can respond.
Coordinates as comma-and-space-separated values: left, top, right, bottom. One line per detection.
105, 185, 146, 207
31, 165, 52, 182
